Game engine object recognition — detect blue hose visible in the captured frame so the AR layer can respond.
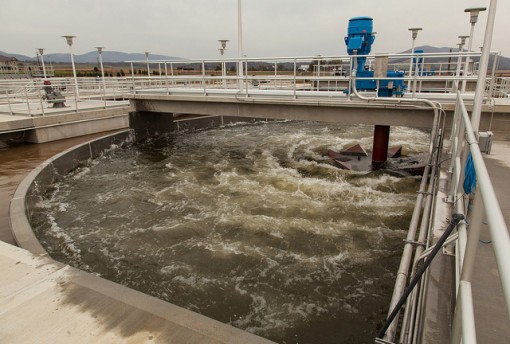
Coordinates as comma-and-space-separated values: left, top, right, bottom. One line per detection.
463, 152, 477, 194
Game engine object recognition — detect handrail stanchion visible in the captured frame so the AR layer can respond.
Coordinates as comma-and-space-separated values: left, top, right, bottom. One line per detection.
6, 90, 13, 115
293, 59, 297, 99
165, 62, 169, 95
202, 61, 206, 96
130, 63, 135, 93
24, 88, 32, 117
38, 89, 45, 116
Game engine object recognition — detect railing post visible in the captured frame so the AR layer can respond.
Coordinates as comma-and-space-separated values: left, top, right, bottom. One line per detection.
202, 61, 206, 96
6, 90, 13, 115
165, 63, 169, 95
24, 88, 32, 117
38, 89, 45, 116
293, 59, 297, 99
130, 63, 135, 93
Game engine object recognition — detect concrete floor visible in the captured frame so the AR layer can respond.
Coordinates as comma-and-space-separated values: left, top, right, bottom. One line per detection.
472, 141, 510, 343
0, 241, 273, 344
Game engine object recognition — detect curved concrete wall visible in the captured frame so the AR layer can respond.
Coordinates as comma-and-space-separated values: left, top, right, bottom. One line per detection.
9, 130, 134, 254
5, 126, 274, 344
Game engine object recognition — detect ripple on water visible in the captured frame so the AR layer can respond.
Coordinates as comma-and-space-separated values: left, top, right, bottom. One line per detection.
31, 121, 428, 343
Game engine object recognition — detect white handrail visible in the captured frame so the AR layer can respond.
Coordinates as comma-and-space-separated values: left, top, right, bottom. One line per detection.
449, 91, 510, 343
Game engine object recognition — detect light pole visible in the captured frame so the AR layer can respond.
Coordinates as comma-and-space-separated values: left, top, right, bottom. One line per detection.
145, 52, 151, 79
408, 28, 422, 91
454, 35, 470, 92
62, 35, 80, 99
461, 7, 487, 92
237, 0, 244, 91
218, 39, 229, 88
37, 48, 47, 79
95, 47, 107, 108
471, 0, 497, 132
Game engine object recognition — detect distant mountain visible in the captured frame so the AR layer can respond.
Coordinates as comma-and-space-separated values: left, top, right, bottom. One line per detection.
0, 51, 33, 62
399, 45, 510, 70
0, 50, 182, 63
1, 46, 509, 69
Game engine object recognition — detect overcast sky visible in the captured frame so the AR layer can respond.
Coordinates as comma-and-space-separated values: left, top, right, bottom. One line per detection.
1, 0, 509, 59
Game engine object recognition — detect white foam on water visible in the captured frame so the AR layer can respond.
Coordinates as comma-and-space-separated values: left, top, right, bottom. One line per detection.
31, 121, 429, 342
71, 166, 91, 180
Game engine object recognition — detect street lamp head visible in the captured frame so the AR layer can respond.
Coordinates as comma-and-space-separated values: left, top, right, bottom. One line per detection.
458, 35, 470, 46
144, 51, 150, 59
95, 46, 104, 54
218, 40, 229, 49
62, 35, 76, 47
465, 7, 486, 24
38, 48, 45, 55
408, 27, 423, 40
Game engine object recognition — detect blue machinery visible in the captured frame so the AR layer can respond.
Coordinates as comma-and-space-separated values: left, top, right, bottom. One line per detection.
345, 16, 406, 97
344, 16, 407, 167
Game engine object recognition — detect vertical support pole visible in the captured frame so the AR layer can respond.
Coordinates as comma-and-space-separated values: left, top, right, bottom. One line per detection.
293, 58, 297, 99
165, 62, 169, 94
6, 90, 13, 115
372, 125, 390, 168
237, 0, 244, 92
472, 0, 498, 132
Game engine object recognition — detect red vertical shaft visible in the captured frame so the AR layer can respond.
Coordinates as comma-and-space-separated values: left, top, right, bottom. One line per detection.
372, 125, 390, 168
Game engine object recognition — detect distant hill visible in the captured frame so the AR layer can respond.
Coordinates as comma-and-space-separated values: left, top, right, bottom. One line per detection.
399, 45, 510, 70
0, 50, 182, 63
1, 46, 509, 69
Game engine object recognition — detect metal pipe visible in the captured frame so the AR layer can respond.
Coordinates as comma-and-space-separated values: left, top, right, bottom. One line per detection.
350, 69, 443, 341
377, 214, 465, 340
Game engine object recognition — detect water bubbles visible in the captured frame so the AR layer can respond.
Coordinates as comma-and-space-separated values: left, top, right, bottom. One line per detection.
31, 121, 428, 343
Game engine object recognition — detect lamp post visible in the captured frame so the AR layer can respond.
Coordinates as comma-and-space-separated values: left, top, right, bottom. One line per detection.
237, 0, 244, 91
454, 35, 470, 92
62, 35, 80, 99
461, 7, 487, 92
408, 28, 422, 91
218, 39, 229, 88
145, 51, 151, 79
37, 48, 47, 79
471, 0, 497, 132
95, 47, 107, 108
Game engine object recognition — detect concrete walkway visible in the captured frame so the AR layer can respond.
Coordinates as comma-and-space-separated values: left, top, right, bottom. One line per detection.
0, 240, 273, 344
472, 141, 510, 343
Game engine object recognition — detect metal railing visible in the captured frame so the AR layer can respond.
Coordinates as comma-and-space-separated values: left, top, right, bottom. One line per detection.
376, 92, 510, 343
447, 91, 510, 344
0, 50, 504, 117
127, 51, 500, 96
0, 77, 130, 116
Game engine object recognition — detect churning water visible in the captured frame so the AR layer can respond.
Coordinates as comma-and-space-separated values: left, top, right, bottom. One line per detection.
31, 121, 430, 343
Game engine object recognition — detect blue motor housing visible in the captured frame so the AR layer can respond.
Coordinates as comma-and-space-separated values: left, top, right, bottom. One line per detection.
354, 70, 406, 97
344, 16, 375, 72
344, 16, 406, 97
